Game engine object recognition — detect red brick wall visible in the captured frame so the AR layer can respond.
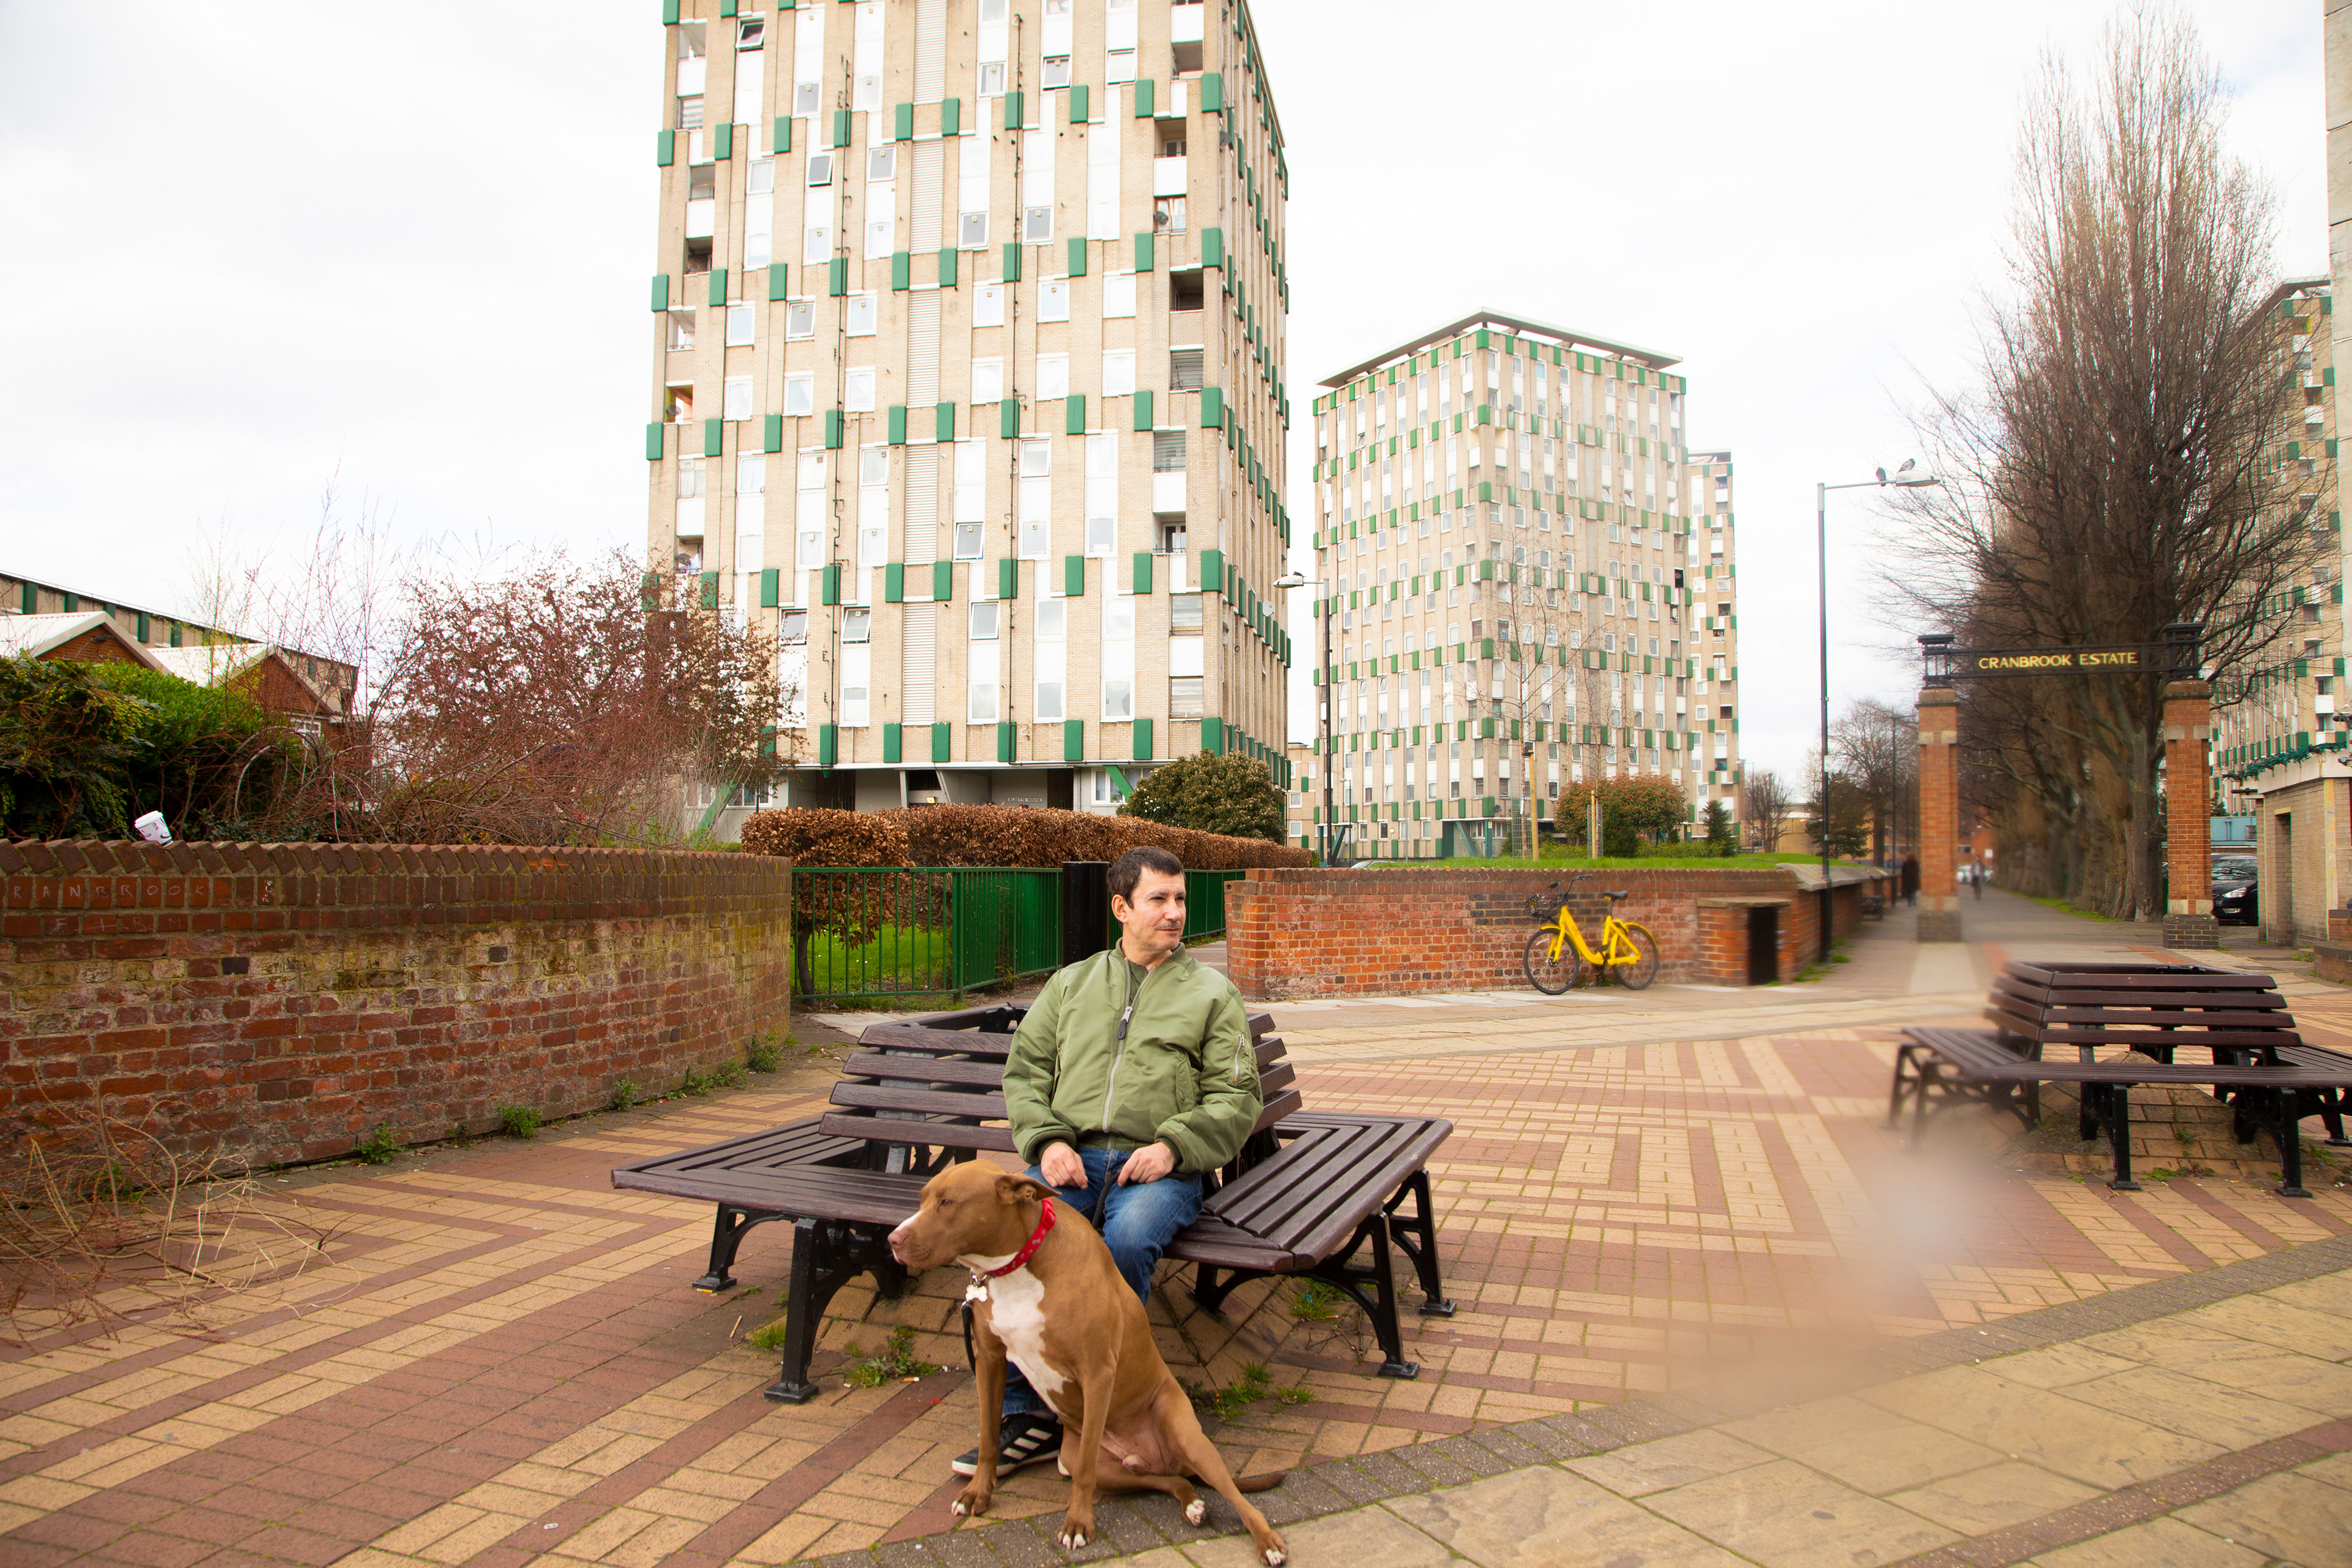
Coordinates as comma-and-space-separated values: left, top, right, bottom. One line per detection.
1, 840, 793, 1169
2163, 681, 2213, 917
1226, 867, 1882, 1000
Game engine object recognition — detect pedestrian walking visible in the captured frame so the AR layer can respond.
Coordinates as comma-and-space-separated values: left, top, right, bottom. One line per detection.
1972, 855, 1985, 899
1900, 856, 1920, 908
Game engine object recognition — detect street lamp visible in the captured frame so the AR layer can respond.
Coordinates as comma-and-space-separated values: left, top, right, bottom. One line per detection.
1817, 459, 1940, 959
1272, 570, 1323, 862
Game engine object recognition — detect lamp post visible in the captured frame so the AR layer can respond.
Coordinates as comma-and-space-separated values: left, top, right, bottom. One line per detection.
1272, 570, 1322, 862
1817, 460, 1940, 959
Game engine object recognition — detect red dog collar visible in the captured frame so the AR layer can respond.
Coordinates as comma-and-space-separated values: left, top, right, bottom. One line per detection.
982, 1196, 1054, 1278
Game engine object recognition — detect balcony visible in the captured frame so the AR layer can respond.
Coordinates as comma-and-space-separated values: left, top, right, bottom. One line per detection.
685, 198, 715, 239
1152, 155, 1188, 197
1152, 473, 1187, 514
1170, 2, 1205, 43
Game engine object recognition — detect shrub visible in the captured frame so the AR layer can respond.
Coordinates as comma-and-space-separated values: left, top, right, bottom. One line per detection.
738, 801, 1310, 875
612, 1078, 638, 1110
745, 1035, 782, 1073
496, 1106, 541, 1139
356, 1123, 397, 1166
1120, 753, 1286, 843
92, 664, 298, 839
1555, 776, 1689, 848
0, 654, 153, 839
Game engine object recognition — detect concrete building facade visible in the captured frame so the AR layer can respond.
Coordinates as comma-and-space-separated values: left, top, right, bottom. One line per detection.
644, 0, 1291, 824
1300, 311, 1741, 860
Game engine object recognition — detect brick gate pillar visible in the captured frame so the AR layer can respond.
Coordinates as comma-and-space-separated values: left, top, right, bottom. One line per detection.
2163, 679, 2218, 949
1917, 684, 1962, 941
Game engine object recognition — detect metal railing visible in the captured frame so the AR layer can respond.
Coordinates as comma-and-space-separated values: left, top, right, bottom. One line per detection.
792, 865, 1243, 1001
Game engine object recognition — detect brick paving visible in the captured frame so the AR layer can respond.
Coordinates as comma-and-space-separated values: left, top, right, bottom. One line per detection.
4, 903, 2349, 1566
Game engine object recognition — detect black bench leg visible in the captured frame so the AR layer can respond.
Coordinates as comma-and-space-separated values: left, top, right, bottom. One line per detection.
764, 1218, 899, 1403
694, 1205, 773, 1292
2101, 1085, 2138, 1192
1360, 1218, 1416, 1380
1386, 1171, 1457, 1317
2275, 1091, 2313, 1199
1909, 1061, 1940, 1151
1191, 1264, 1240, 1314
1887, 1045, 1917, 1130
2318, 1088, 2351, 1148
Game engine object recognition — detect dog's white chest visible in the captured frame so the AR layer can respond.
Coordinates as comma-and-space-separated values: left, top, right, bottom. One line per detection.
979, 1271, 1066, 1411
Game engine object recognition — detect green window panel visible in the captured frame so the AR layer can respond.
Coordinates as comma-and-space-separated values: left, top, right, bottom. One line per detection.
1065, 555, 1086, 596
17, 582, 32, 613
1132, 552, 1153, 595
1065, 393, 1086, 434
996, 721, 1016, 763
714, 123, 733, 160
699, 570, 720, 609
644, 423, 665, 461
772, 116, 792, 154
1199, 386, 1224, 428
708, 266, 728, 306
817, 724, 837, 769
167, 620, 181, 647
887, 405, 907, 443
1200, 72, 1224, 111
827, 255, 848, 295
891, 251, 911, 289
767, 262, 790, 300
1200, 716, 1224, 755
763, 413, 783, 451
1001, 243, 1022, 281
997, 557, 1018, 599
1131, 388, 1154, 430
824, 409, 843, 448
883, 723, 903, 764
135, 611, 149, 641
1134, 232, 1155, 273
662, 0, 680, 22
1068, 84, 1089, 123
884, 562, 905, 601
932, 560, 954, 601
703, 418, 725, 457
1067, 236, 1087, 276
1133, 717, 1153, 760
1000, 399, 1019, 439
1200, 227, 1225, 269
718, 0, 735, 17
831, 109, 853, 147
1133, 78, 1155, 116
932, 720, 952, 763
893, 102, 914, 140
941, 97, 962, 135
657, 129, 676, 166
821, 563, 842, 605
1199, 549, 1224, 598
760, 568, 780, 608
935, 400, 957, 442
938, 246, 959, 287
1064, 718, 1085, 761
649, 273, 670, 311
1003, 91, 1023, 130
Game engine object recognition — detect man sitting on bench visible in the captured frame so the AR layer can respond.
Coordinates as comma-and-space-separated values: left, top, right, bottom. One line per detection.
951, 846, 1264, 1481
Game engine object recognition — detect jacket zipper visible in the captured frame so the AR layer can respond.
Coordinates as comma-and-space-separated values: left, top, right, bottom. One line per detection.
1098, 955, 1152, 1132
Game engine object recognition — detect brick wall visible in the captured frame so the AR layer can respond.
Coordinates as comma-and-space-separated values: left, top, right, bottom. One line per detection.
1225, 866, 1882, 1000
1, 840, 793, 1169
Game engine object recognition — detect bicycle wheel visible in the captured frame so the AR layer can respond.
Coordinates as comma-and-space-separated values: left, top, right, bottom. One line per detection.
1613, 923, 1660, 990
1524, 927, 1577, 995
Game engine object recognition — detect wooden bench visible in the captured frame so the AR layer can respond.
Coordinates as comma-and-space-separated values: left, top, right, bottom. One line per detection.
613, 1003, 1456, 1402
1890, 962, 2352, 1197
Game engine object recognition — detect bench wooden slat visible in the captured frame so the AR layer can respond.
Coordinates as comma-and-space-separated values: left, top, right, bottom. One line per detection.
842, 1053, 1008, 1086
2003, 963, 2275, 989
2028, 1028, 2302, 1051
814, 1113, 1017, 1151
832, 1082, 1009, 1118
2030, 1008, 2298, 1028
1901, 1028, 2352, 1086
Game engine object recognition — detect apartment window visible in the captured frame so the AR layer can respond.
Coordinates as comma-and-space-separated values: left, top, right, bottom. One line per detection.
667, 310, 696, 350
1043, 58, 1073, 88
1170, 592, 1203, 630
1169, 270, 1204, 311
737, 14, 765, 48
666, 384, 695, 422
1169, 677, 1204, 718
1169, 347, 1204, 390
1153, 196, 1186, 232
1102, 271, 1137, 317
678, 455, 706, 500
725, 304, 753, 345
968, 676, 999, 723
867, 145, 896, 181
685, 238, 714, 274
974, 282, 1006, 327
1023, 206, 1053, 244
954, 522, 983, 559
845, 368, 876, 412
779, 609, 808, 643
804, 223, 832, 263
1102, 350, 1135, 397
1036, 354, 1069, 401
809, 150, 834, 186
970, 601, 1000, 638
783, 373, 815, 415
960, 211, 989, 248
1153, 429, 1186, 471
1020, 439, 1051, 477
677, 96, 706, 131
972, 358, 1005, 403
724, 376, 753, 420
846, 293, 877, 335
978, 61, 1006, 96
842, 607, 872, 643
1038, 278, 1070, 321
865, 214, 894, 257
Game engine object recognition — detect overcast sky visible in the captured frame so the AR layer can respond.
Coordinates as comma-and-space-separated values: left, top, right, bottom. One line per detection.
0, 1, 2325, 782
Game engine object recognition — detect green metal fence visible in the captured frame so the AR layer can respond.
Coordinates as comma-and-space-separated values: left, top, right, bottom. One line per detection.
793, 867, 1061, 1002
1183, 869, 1245, 943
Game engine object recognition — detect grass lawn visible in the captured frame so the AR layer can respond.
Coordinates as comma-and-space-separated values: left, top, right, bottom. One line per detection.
1386, 848, 1828, 870
804, 922, 953, 994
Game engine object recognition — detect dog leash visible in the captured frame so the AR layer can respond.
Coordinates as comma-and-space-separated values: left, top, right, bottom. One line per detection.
965, 1197, 1054, 1304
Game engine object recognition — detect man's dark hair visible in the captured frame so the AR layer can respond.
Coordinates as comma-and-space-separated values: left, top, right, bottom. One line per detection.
1109, 846, 1185, 907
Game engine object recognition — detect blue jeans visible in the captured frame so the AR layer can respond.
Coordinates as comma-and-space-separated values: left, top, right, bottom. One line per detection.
1001, 1146, 1203, 1419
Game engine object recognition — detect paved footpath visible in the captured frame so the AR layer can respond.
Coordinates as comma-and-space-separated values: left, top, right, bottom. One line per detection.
2, 892, 2348, 1567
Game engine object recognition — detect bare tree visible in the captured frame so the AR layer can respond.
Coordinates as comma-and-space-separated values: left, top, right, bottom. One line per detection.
1742, 768, 1795, 854
1832, 698, 1918, 864
1882, 3, 2323, 917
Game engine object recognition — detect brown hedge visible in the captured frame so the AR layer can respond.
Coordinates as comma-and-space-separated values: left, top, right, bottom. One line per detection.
739, 805, 1310, 870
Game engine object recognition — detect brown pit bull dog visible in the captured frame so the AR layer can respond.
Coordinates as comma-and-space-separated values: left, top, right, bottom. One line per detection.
888, 1160, 1288, 1565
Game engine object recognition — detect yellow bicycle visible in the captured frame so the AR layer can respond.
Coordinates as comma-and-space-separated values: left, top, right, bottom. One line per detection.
1523, 876, 1659, 993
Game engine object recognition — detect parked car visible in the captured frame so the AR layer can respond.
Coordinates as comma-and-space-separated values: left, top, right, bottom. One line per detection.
2213, 858, 2258, 925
